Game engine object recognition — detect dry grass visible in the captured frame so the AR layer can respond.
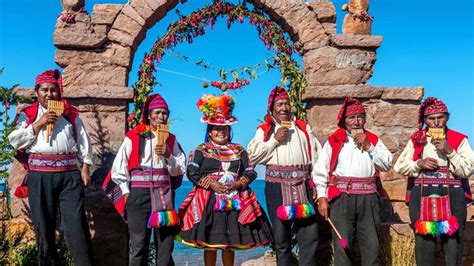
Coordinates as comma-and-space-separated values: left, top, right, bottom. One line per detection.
379, 233, 416, 266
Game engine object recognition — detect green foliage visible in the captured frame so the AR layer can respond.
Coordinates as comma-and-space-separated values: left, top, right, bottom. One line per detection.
130, 1, 307, 128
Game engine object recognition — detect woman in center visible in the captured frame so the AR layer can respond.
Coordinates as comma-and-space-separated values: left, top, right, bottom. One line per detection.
178, 94, 273, 266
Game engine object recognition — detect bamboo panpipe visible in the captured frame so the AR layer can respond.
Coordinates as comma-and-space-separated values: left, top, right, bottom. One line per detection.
45, 100, 64, 142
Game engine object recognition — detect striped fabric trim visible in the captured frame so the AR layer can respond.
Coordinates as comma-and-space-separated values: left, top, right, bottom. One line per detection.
333, 176, 377, 195
28, 153, 78, 172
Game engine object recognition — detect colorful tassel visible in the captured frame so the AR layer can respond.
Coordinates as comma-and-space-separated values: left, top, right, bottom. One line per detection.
213, 199, 242, 212
147, 210, 179, 229
276, 203, 316, 221
415, 216, 459, 237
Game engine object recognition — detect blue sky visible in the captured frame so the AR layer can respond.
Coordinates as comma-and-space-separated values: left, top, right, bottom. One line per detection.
1, 0, 473, 158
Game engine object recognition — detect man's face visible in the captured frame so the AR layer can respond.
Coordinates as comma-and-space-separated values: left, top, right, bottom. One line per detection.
344, 113, 366, 132
36, 83, 60, 108
272, 98, 291, 124
148, 108, 169, 129
425, 113, 448, 129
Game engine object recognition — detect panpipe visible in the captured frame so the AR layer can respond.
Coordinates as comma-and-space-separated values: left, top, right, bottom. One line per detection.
281, 121, 292, 129
152, 124, 169, 163
351, 128, 364, 150
45, 100, 64, 143
428, 128, 445, 140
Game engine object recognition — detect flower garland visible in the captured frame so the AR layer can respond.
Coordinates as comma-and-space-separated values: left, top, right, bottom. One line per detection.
341, 4, 374, 21
210, 79, 250, 90
130, 1, 307, 128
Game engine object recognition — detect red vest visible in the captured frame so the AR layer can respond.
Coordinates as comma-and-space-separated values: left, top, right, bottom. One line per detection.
125, 129, 177, 171
406, 128, 471, 202
326, 128, 384, 201
258, 120, 313, 161
13, 101, 80, 199
14, 101, 79, 167
328, 128, 379, 175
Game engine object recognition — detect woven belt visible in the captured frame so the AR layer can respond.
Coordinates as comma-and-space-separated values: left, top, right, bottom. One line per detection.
265, 165, 310, 184
331, 176, 377, 195
28, 153, 78, 172
415, 166, 461, 187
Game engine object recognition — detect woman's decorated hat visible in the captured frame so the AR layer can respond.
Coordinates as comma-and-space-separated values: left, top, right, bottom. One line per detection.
196, 94, 237, 125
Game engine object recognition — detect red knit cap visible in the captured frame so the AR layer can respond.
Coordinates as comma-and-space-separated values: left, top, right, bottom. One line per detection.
418, 97, 448, 130
35, 69, 63, 96
337, 97, 366, 127
148, 93, 169, 111
267, 86, 289, 112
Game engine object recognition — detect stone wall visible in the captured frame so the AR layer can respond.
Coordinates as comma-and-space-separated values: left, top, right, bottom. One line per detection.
6, 0, 473, 264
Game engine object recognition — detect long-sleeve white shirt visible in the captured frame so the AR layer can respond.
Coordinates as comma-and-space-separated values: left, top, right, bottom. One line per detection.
111, 134, 186, 195
312, 133, 393, 199
394, 136, 472, 178
8, 104, 93, 165
247, 118, 322, 167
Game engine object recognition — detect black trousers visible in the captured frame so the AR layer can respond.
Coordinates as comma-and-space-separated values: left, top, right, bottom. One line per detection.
27, 170, 93, 266
126, 188, 177, 266
330, 193, 380, 266
265, 181, 319, 266
409, 186, 467, 266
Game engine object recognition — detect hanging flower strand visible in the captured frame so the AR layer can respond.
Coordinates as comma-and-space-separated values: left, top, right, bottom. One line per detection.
131, 1, 306, 128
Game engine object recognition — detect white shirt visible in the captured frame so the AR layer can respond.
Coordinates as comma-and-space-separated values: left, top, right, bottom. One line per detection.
247, 118, 322, 166
312, 133, 393, 199
111, 134, 186, 195
8, 104, 93, 165
394, 136, 473, 178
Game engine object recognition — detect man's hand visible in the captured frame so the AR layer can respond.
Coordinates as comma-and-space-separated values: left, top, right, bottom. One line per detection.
123, 193, 129, 203
209, 181, 227, 194
432, 139, 454, 155
81, 164, 91, 187
274, 127, 289, 143
155, 144, 170, 157
353, 133, 371, 151
225, 181, 242, 193
416, 158, 439, 170
33, 111, 59, 134
317, 197, 329, 220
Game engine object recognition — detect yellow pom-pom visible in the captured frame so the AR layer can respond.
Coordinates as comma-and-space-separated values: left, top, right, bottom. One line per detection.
341, 4, 348, 11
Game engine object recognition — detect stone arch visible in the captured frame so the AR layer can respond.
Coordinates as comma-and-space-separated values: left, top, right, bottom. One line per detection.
9, 0, 429, 264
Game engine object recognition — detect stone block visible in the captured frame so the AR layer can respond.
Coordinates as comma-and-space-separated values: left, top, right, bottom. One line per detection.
108, 28, 135, 47
55, 42, 132, 68
129, 0, 155, 24
322, 22, 336, 34
330, 34, 383, 49
91, 4, 123, 25
54, 14, 107, 49
381, 87, 424, 101
306, 1, 336, 23
372, 100, 419, 128
63, 62, 129, 87
112, 13, 143, 37
303, 46, 376, 85
302, 84, 383, 100
121, 5, 146, 26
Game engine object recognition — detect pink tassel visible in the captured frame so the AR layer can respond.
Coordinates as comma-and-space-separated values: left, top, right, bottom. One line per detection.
339, 238, 348, 249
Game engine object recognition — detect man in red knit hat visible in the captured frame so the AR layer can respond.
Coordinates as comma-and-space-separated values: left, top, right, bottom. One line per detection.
105, 93, 186, 266
248, 86, 322, 265
394, 97, 472, 266
9, 69, 94, 265
312, 97, 392, 266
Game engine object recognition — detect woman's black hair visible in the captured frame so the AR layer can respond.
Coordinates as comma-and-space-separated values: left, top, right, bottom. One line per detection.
205, 124, 233, 143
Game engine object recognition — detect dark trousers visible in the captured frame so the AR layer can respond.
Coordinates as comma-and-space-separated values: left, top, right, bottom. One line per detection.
126, 188, 177, 266
330, 193, 380, 266
27, 170, 93, 266
409, 186, 467, 266
265, 181, 319, 266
